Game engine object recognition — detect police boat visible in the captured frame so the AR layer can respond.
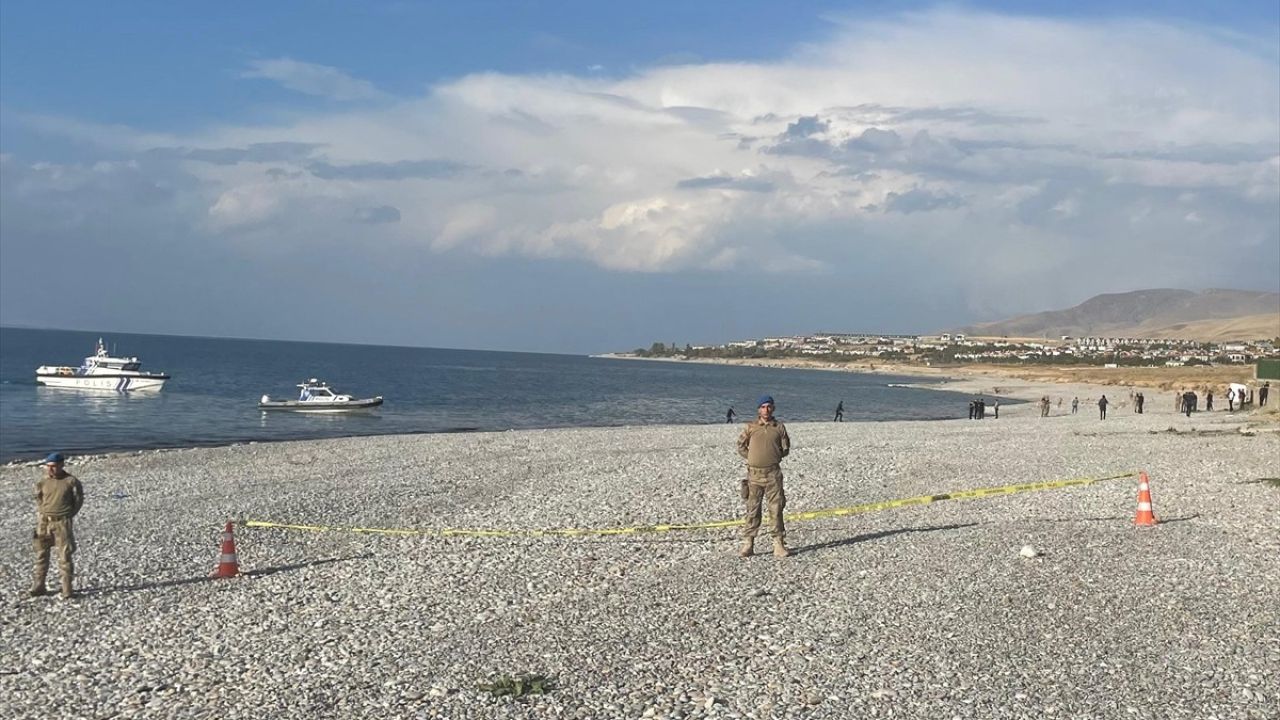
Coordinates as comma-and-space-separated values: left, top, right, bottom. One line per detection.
36, 338, 170, 391
258, 379, 383, 412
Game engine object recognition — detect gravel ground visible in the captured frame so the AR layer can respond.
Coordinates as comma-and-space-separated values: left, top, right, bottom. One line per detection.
2, 393, 1277, 720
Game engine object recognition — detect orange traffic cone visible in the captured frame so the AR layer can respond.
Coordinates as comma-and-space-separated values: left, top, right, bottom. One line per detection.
1134, 472, 1158, 526
212, 521, 241, 578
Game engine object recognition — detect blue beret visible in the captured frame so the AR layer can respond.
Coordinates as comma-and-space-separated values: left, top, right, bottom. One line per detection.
757, 395, 775, 407
44, 452, 65, 464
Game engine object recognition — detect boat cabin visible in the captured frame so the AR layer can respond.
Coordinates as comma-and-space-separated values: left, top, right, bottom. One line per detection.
299, 379, 337, 401
88, 357, 142, 372
84, 339, 142, 371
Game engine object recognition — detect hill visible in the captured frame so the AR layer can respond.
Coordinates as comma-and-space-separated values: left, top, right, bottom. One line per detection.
961, 288, 1279, 341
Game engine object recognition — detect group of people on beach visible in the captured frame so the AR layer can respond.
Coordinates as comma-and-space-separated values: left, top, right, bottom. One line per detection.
1031, 395, 1109, 418
1170, 381, 1270, 415
968, 398, 996, 419
1028, 381, 1272, 422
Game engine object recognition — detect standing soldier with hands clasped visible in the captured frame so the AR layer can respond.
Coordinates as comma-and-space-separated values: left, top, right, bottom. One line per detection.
30, 453, 84, 599
737, 395, 791, 558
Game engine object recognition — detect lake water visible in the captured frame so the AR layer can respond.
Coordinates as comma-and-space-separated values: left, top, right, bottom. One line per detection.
0, 327, 990, 462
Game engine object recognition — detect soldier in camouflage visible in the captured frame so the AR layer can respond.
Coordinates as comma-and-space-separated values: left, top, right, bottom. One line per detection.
30, 453, 84, 599
736, 395, 791, 558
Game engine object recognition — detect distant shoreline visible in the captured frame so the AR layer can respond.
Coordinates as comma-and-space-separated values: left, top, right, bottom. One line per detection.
592, 352, 943, 379
593, 352, 1266, 399
591, 353, 1150, 419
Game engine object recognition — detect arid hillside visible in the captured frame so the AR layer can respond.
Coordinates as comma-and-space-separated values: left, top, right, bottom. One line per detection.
961, 288, 1279, 340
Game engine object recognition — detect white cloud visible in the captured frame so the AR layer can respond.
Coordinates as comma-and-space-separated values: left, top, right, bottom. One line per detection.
208, 185, 280, 228
242, 58, 387, 101
5, 9, 1279, 321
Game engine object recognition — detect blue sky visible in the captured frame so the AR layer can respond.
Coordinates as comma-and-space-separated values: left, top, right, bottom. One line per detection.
2, 1, 1278, 352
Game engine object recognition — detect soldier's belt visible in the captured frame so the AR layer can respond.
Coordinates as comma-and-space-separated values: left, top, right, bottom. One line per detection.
243, 471, 1137, 539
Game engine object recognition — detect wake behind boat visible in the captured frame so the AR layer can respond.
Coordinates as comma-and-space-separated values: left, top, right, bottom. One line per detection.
259, 379, 383, 412
35, 338, 170, 391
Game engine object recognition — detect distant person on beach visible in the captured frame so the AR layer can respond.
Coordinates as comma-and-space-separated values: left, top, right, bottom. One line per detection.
1261, 382, 1270, 407
1227, 389, 1236, 412
834, 401, 844, 422
1098, 395, 1109, 420
1071, 397, 1079, 414
1205, 391, 1213, 412
993, 400, 1000, 419
1136, 392, 1144, 414
30, 453, 84, 600
725, 407, 736, 424
968, 401, 975, 420
736, 395, 791, 559
1040, 396, 1050, 417
1183, 390, 1195, 418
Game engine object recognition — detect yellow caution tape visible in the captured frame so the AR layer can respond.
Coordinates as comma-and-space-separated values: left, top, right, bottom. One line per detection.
243, 471, 1137, 539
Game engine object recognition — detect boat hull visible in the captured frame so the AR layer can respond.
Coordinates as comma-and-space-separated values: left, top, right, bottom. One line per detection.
259, 397, 383, 412
36, 373, 168, 391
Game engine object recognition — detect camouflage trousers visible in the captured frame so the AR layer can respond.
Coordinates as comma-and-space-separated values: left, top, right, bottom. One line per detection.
33, 515, 76, 594
743, 465, 786, 540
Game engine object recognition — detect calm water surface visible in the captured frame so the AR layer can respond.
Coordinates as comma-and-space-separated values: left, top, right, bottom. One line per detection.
0, 327, 997, 462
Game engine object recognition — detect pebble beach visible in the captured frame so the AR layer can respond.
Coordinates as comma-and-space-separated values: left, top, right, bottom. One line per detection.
2, 378, 1278, 720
